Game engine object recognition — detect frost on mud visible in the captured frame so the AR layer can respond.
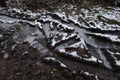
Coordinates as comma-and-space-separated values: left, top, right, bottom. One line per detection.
86, 33, 120, 43
0, 4, 120, 80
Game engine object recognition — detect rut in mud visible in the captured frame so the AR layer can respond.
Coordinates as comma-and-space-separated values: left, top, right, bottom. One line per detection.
0, 1, 120, 80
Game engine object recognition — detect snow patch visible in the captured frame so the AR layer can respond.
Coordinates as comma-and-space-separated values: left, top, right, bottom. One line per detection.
53, 12, 68, 22
69, 38, 88, 50
59, 49, 80, 58
107, 50, 120, 66
0, 34, 3, 38
44, 57, 67, 68
50, 32, 77, 47
87, 33, 120, 43
83, 56, 102, 63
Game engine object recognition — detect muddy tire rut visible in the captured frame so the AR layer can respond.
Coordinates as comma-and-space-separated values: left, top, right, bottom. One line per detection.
0, 3, 120, 80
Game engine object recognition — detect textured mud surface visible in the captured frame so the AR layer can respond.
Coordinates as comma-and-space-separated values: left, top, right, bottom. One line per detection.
0, 1, 120, 80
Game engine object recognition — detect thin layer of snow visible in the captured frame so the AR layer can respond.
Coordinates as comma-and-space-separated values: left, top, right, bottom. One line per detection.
12, 8, 22, 14
44, 57, 67, 68
116, 61, 120, 66
34, 20, 43, 29
51, 32, 77, 47
59, 49, 80, 58
69, 38, 88, 50
58, 48, 102, 63
84, 6, 120, 31
49, 20, 74, 31
67, 6, 120, 31
50, 21, 54, 29
60, 33, 76, 41
12, 8, 41, 18
42, 16, 74, 31
81, 71, 100, 80
53, 12, 68, 22
0, 18, 18, 24
87, 33, 120, 43
83, 56, 102, 63
0, 15, 43, 29
57, 24, 74, 31
0, 34, 3, 38
97, 48, 112, 69
107, 50, 120, 66
68, 15, 80, 26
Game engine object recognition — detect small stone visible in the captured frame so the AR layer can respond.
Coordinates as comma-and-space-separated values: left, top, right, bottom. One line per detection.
51, 71, 54, 74
0, 34, 3, 38
4, 53, 9, 59
35, 61, 41, 66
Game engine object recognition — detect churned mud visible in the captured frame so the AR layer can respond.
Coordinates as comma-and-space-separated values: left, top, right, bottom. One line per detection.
0, 1, 120, 80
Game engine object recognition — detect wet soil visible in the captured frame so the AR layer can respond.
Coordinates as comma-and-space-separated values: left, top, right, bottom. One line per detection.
0, 1, 120, 80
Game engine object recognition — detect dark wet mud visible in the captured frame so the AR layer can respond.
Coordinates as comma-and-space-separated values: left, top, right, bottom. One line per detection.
0, 1, 120, 80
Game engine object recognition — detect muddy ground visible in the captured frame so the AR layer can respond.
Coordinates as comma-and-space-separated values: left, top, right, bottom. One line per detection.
0, 0, 120, 80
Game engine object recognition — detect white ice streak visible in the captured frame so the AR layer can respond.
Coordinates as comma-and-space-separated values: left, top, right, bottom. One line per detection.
80, 6, 120, 31
12, 8, 41, 18
69, 38, 88, 50
0, 18, 18, 24
44, 57, 67, 68
58, 48, 102, 63
67, 6, 120, 31
53, 11, 68, 22
59, 49, 81, 58
34, 20, 43, 29
57, 24, 74, 31
88, 33, 120, 43
51, 32, 77, 47
81, 71, 100, 80
0, 15, 43, 29
83, 56, 102, 63
107, 50, 120, 66
0, 34, 3, 38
